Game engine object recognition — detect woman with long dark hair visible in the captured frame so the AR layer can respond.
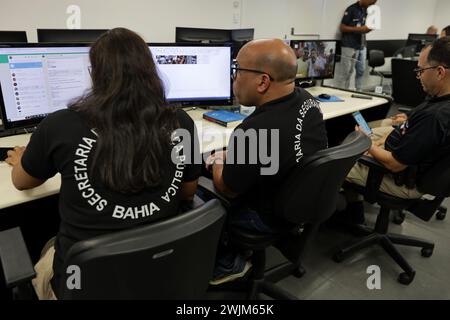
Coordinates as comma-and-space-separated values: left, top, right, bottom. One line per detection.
5, 28, 201, 299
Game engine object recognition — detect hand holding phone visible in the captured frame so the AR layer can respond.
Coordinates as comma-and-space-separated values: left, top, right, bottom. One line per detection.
352, 111, 372, 136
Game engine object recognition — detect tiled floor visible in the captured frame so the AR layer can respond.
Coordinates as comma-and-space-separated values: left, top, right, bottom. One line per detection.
273, 197, 450, 300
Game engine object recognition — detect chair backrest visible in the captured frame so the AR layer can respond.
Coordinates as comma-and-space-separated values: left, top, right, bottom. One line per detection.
369, 50, 385, 68
59, 199, 226, 300
417, 153, 450, 198
275, 131, 371, 225
367, 39, 407, 58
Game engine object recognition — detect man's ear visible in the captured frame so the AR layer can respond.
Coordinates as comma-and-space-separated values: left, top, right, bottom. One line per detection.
438, 66, 448, 80
256, 74, 271, 94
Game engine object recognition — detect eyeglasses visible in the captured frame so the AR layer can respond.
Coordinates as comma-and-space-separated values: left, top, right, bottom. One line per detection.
231, 60, 274, 81
413, 65, 450, 78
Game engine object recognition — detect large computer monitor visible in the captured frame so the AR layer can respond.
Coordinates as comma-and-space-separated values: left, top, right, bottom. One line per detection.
289, 40, 337, 80
149, 43, 232, 106
0, 44, 92, 130
37, 29, 109, 43
406, 33, 437, 54
0, 31, 28, 43
0, 43, 232, 130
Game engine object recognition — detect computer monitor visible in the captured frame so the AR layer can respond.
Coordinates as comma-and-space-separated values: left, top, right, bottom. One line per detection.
230, 29, 254, 43
230, 28, 254, 58
0, 44, 92, 130
406, 33, 437, 54
0, 31, 27, 43
289, 40, 337, 80
0, 42, 232, 130
37, 29, 109, 43
149, 43, 232, 106
175, 27, 231, 43
175, 27, 254, 58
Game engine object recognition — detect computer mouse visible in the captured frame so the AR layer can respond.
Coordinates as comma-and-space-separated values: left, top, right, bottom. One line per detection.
319, 94, 331, 100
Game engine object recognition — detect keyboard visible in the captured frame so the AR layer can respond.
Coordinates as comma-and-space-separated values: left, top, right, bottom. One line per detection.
0, 126, 37, 138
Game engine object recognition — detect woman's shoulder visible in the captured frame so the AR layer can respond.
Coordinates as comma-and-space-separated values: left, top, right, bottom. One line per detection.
45, 108, 81, 122
38, 108, 89, 134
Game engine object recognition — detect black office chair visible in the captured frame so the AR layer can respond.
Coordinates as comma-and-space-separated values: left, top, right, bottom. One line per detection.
334, 154, 450, 285
368, 50, 392, 87
199, 131, 371, 300
0, 198, 226, 299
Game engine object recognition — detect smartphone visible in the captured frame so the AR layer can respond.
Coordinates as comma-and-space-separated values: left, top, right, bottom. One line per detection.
352, 111, 373, 135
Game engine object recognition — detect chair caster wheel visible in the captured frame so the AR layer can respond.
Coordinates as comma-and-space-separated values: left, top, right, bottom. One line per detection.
333, 252, 345, 263
398, 271, 415, 285
393, 211, 405, 225
421, 247, 433, 257
293, 266, 306, 278
436, 208, 446, 221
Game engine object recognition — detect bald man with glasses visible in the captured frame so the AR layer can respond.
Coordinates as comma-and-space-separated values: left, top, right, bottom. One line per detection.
205, 39, 328, 284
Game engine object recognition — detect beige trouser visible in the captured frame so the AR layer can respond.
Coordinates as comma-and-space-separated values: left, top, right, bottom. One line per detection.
368, 118, 394, 129
345, 126, 423, 201
32, 238, 57, 300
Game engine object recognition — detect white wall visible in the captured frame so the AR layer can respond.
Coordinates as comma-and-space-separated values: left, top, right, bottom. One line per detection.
0, 0, 240, 42
434, 0, 450, 32
0, 0, 445, 42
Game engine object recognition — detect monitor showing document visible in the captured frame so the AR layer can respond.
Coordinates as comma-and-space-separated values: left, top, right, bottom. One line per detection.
149, 43, 232, 105
0, 44, 91, 129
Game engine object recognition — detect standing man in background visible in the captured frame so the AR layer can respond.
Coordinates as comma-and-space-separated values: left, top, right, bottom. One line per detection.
338, 0, 377, 90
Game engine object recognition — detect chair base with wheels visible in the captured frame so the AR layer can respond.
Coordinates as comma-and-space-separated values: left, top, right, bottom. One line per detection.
393, 204, 447, 224
227, 224, 312, 300
333, 153, 450, 285
200, 131, 371, 299
333, 199, 434, 285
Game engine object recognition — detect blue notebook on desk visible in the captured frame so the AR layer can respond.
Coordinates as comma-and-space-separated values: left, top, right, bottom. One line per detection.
203, 110, 246, 127
315, 96, 345, 102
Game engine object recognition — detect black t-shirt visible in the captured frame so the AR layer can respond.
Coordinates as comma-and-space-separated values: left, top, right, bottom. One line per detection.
386, 94, 450, 180
21, 108, 201, 297
222, 88, 328, 227
341, 2, 368, 49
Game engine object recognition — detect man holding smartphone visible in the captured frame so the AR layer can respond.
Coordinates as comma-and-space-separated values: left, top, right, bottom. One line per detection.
341, 37, 450, 224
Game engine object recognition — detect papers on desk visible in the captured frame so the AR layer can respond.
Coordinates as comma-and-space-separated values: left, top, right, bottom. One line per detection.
315, 95, 345, 102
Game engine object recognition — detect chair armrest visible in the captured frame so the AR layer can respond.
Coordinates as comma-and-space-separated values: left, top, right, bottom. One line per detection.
0, 227, 36, 288
198, 176, 232, 208
357, 156, 390, 203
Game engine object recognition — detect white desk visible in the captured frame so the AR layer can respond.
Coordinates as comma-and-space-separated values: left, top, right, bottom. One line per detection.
0, 134, 61, 209
189, 86, 388, 153
0, 86, 388, 209
305, 86, 389, 120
